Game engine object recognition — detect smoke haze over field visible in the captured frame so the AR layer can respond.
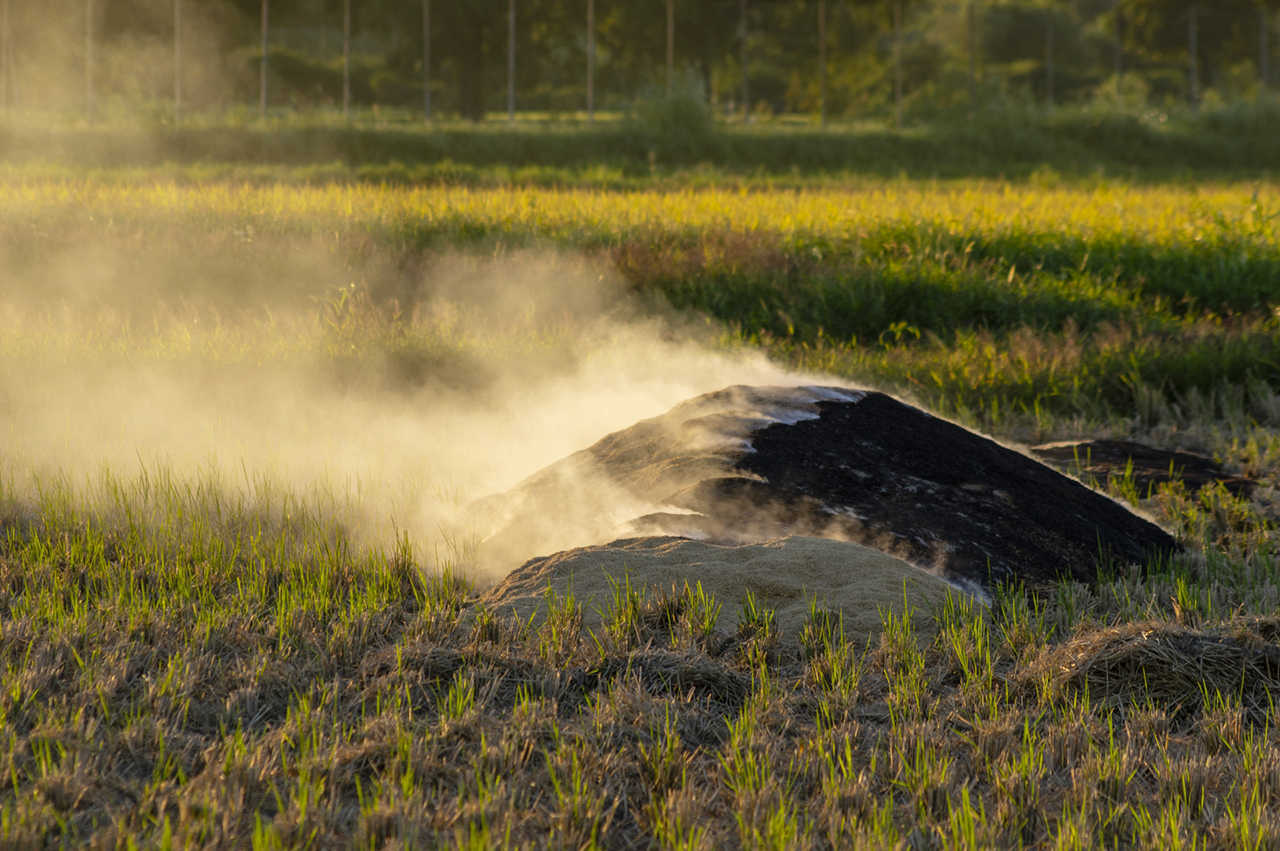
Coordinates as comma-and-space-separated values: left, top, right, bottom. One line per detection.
0, 242, 819, 577
2, 0, 237, 117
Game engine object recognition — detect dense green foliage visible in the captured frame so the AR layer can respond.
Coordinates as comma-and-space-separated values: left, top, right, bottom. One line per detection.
5, 0, 1277, 120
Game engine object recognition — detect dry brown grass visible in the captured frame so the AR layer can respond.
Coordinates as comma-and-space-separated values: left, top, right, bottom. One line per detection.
1, 476, 1280, 850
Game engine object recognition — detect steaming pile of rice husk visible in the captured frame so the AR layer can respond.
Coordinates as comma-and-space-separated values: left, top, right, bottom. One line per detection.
1028, 620, 1280, 717
482, 535, 980, 647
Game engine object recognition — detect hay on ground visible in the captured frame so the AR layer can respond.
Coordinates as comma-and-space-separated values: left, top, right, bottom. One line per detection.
482, 535, 981, 648
1027, 621, 1280, 717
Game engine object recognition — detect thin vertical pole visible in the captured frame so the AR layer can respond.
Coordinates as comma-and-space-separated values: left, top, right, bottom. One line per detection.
174, 0, 182, 126
260, 0, 268, 119
1, 0, 9, 116
967, 2, 976, 116
1189, 4, 1198, 112
86, 0, 94, 124
818, 0, 827, 126
893, 2, 902, 129
343, 0, 351, 120
666, 0, 674, 98
2, 0, 10, 112
1045, 9, 1054, 112
1114, 1, 1122, 86
740, 0, 748, 122
422, 0, 431, 121
508, 0, 515, 122
587, 0, 595, 124
1262, 5, 1270, 99
2, 0, 10, 114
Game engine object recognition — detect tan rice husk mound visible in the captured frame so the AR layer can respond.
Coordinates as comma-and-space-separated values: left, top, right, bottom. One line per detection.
1027, 621, 1280, 716
482, 535, 980, 647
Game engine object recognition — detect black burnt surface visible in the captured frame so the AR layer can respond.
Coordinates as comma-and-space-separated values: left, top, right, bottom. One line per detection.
462, 385, 1182, 591
1030, 439, 1255, 498
716, 393, 1180, 589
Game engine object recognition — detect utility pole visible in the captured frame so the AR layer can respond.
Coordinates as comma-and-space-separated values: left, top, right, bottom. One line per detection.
86, 0, 94, 124
343, 0, 351, 120
260, 0, 268, 120
508, 0, 516, 122
1045, 8, 1054, 112
174, 0, 182, 126
818, 0, 827, 126
422, 0, 431, 121
666, 0, 674, 98
587, 0, 595, 124
894, 2, 902, 129
741, 0, 748, 122
967, 2, 976, 116
1188, 4, 1198, 112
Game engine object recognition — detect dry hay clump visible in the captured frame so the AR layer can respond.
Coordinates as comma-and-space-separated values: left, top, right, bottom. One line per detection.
1027, 619, 1280, 718
482, 535, 982, 649
593, 649, 751, 705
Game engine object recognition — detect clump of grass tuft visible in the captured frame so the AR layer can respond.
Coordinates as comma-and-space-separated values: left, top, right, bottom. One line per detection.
599, 573, 645, 653
538, 585, 583, 666
878, 598, 930, 724
679, 580, 721, 652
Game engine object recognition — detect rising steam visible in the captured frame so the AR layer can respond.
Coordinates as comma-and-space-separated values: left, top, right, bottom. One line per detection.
0, 243, 828, 577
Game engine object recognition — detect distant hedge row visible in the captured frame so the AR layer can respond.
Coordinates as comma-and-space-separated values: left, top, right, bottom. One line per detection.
3, 108, 1280, 179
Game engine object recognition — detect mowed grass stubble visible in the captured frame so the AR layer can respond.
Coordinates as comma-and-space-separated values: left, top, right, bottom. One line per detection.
0, 175, 1277, 848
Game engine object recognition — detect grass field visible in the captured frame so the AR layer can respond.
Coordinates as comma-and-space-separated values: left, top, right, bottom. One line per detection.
1, 164, 1279, 848
5, 105, 1280, 181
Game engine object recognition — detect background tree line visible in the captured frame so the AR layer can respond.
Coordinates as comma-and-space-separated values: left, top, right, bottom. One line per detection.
0, 0, 1275, 122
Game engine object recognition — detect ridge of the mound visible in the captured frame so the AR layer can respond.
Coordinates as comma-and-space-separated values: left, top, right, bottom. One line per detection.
462, 385, 864, 568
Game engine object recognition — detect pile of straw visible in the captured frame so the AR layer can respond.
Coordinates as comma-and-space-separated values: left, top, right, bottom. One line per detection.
1030, 621, 1280, 718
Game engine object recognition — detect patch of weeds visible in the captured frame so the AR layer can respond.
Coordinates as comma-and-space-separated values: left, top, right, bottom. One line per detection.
650, 785, 709, 851
816, 726, 876, 847
893, 732, 954, 822
737, 590, 779, 665
545, 747, 616, 850
422, 563, 475, 639
879, 599, 930, 723
539, 585, 583, 666
993, 583, 1047, 661
679, 580, 721, 652
803, 601, 863, 724
468, 604, 501, 645
599, 573, 645, 653
937, 590, 994, 705
990, 719, 1046, 843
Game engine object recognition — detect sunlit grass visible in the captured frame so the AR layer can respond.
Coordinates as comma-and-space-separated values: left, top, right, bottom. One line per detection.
4, 176, 1277, 434
0, 174, 1278, 847
3, 176, 1276, 252
0, 455, 1276, 848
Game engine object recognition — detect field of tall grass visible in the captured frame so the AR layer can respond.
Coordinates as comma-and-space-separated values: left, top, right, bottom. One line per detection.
0, 171, 1278, 848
